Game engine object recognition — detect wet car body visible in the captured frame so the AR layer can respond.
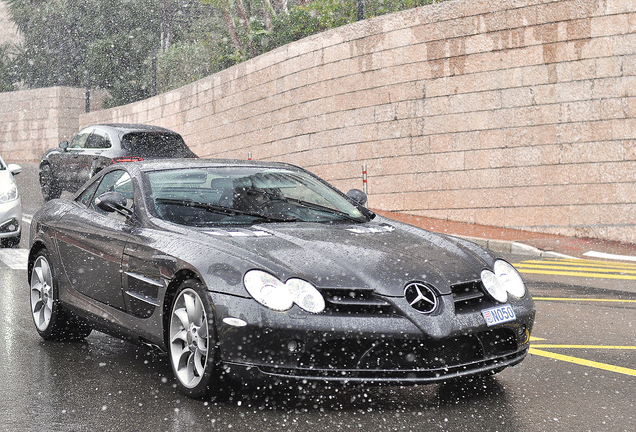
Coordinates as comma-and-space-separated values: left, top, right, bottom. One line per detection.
28, 159, 535, 398
0, 155, 22, 247
38, 123, 196, 200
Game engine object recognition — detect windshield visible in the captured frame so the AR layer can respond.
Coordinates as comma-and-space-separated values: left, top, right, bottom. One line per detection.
147, 166, 369, 226
121, 132, 196, 158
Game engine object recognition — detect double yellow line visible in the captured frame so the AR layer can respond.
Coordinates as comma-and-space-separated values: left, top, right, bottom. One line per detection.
529, 339, 636, 377
516, 259, 636, 375
514, 258, 636, 280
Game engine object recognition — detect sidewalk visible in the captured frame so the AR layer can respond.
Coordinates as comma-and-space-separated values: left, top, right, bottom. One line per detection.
374, 210, 636, 261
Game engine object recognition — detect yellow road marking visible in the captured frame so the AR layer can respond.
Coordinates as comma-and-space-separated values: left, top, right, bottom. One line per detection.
516, 264, 636, 275
514, 258, 636, 280
521, 259, 636, 270
532, 344, 636, 349
517, 268, 636, 280
533, 297, 636, 303
529, 348, 636, 377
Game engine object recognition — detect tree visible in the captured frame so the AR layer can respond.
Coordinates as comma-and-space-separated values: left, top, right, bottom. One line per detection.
3, 0, 444, 102
4, 0, 212, 105
0, 45, 14, 91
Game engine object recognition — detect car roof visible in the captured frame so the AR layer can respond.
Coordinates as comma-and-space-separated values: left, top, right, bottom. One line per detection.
88, 124, 180, 135
127, 158, 304, 173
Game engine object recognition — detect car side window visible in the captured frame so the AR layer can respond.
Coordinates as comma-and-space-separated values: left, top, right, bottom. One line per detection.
70, 129, 92, 149
76, 181, 100, 207
89, 170, 134, 219
85, 129, 112, 149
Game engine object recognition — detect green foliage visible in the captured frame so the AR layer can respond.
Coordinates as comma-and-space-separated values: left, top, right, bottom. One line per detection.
3, 0, 213, 105
268, 2, 338, 47
364, 0, 441, 18
0, 46, 13, 92
2, 0, 447, 104
86, 30, 157, 107
148, 42, 212, 93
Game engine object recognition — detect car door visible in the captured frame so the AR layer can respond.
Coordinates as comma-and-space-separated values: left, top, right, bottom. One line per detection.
55, 169, 134, 310
82, 127, 114, 182
48, 127, 93, 187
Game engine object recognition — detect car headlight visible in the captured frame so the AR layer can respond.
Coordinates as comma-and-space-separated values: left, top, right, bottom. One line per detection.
481, 260, 526, 302
243, 270, 325, 313
494, 260, 526, 298
0, 181, 18, 203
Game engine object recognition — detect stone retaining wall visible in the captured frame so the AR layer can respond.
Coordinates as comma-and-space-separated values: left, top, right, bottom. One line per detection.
3, 0, 636, 243
0, 87, 87, 162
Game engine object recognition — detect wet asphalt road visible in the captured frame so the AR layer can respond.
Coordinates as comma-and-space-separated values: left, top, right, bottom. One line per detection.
0, 164, 634, 431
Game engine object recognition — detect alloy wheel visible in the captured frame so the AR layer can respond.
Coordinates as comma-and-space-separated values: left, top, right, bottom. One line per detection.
169, 288, 210, 389
31, 256, 54, 331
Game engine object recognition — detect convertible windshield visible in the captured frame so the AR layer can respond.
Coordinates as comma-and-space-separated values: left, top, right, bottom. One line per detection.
147, 166, 368, 226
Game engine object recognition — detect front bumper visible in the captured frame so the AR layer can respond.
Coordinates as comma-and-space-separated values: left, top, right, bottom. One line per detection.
210, 291, 535, 384
0, 197, 21, 239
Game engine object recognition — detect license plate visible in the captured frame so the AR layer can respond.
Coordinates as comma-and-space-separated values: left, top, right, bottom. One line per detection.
481, 304, 516, 327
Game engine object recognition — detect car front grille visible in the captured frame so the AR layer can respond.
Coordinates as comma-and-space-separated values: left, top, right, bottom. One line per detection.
320, 288, 397, 316
297, 328, 518, 371
450, 280, 487, 313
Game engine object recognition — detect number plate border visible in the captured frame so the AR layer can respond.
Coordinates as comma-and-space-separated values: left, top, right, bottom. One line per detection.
481, 304, 516, 327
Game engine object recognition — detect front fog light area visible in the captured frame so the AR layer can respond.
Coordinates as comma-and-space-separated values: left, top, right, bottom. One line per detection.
244, 270, 325, 313
0, 218, 20, 234
481, 260, 527, 302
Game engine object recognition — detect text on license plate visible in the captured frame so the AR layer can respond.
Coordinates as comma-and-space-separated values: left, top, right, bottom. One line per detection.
481, 304, 516, 327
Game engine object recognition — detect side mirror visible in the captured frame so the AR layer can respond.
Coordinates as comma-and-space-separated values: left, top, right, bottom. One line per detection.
95, 191, 133, 217
346, 189, 368, 207
59, 141, 69, 151
7, 163, 22, 175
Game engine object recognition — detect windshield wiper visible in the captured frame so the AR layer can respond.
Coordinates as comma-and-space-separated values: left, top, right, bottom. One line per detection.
154, 198, 297, 222
281, 197, 367, 222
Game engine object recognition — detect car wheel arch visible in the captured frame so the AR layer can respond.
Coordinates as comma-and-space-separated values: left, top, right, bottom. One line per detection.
27, 242, 48, 285
162, 269, 214, 344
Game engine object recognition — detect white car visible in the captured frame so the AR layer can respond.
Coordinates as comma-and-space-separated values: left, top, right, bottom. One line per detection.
0, 155, 22, 247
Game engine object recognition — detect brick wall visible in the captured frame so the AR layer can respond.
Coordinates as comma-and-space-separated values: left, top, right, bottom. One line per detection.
0, 87, 108, 162
6, 0, 636, 243
0, 87, 87, 162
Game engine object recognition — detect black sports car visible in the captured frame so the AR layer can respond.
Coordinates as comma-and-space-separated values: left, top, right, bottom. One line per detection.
39, 123, 196, 201
28, 159, 535, 398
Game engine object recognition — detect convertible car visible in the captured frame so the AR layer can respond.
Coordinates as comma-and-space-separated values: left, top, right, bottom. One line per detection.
28, 159, 535, 398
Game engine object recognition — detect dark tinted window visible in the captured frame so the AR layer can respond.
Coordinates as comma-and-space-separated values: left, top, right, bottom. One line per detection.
121, 132, 195, 158
85, 129, 112, 149
89, 170, 133, 218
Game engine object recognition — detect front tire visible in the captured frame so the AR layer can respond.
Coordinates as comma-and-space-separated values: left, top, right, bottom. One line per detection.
169, 279, 218, 398
30, 249, 91, 340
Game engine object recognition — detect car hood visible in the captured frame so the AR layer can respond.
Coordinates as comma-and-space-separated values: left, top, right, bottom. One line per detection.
197, 217, 492, 297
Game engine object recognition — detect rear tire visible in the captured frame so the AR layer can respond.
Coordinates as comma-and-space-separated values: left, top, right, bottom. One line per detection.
40, 164, 62, 201
30, 249, 91, 341
168, 279, 218, 399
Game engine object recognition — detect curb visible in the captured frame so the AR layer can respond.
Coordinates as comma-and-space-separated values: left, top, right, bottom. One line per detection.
455, 235, 575, 259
